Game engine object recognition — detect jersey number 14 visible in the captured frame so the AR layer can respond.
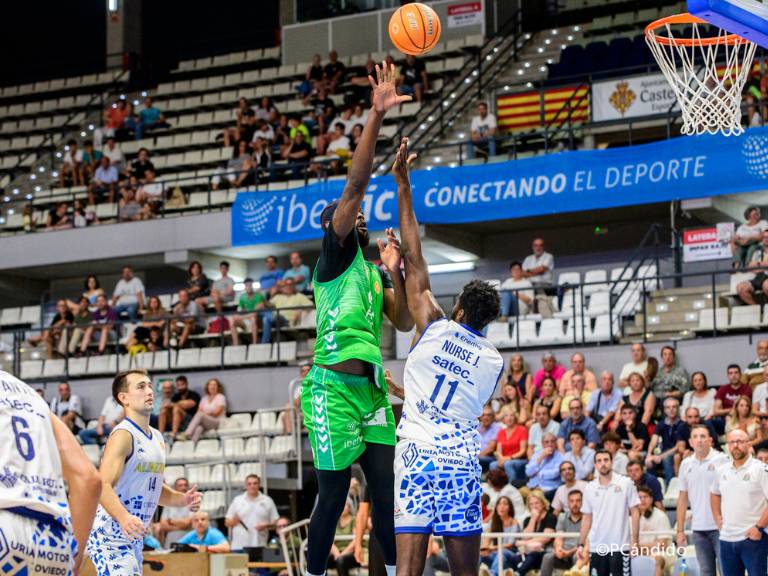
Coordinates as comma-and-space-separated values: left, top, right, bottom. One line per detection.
430, 374, 459, 410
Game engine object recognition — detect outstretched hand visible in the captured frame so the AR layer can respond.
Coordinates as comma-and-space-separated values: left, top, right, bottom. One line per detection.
392, 137, 418, 188
377, 227, 401, 273
185, 484, 203, 512
369, 61, 412, 114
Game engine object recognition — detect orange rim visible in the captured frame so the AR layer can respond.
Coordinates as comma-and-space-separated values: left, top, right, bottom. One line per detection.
645, 13, 751, 46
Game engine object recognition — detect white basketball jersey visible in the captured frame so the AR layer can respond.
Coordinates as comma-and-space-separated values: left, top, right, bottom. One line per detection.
0, 371, 71, 523
397, 318, 504, 453
90, 418, 165, 538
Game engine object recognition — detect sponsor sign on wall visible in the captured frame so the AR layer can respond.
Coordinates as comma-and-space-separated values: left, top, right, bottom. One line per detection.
592, 73, 679, 122
447, 2, 482, 28
682, 224, 734, 262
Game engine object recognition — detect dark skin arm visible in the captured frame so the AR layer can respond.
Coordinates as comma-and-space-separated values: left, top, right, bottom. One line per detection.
393, 137, 444, 336
332, 62, 411, 242
377, 228, 414, 332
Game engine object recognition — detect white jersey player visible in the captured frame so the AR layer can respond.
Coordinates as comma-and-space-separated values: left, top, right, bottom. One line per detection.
0, 370, 101, 575
87, 370, 201, 576
388, 138, 504, 576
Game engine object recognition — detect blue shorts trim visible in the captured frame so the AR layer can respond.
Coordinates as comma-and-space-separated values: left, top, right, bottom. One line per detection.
395, 526, 434, 534
434, 529, 483, 537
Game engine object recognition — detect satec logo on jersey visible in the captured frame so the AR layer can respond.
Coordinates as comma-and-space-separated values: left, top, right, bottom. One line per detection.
742, 134, 768, 179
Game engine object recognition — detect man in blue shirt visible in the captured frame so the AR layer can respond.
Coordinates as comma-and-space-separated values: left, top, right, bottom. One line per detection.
646, 397, 687, 484
179, 511, 231, 553
557, 398, 601, 452
283, 251, 311, 293
89, 156, 119, 204
585, 371, 623, 434
626, 459, 665, 511
260, 255, 285, 295
525, 433, 565, 501
137, 96, 170, 139
478, 404, 502, 471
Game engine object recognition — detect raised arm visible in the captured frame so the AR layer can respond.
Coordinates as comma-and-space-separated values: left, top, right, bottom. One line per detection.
393, 137, 444, 335
333, 62, 411, 241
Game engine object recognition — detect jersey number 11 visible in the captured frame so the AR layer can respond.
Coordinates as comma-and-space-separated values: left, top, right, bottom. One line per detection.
430, 374, 459, 410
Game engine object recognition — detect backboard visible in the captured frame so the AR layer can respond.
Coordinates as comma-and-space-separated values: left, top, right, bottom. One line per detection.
688, 0, 768, 47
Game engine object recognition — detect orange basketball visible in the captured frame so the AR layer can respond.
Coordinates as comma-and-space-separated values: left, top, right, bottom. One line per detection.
388, 3, 442, 56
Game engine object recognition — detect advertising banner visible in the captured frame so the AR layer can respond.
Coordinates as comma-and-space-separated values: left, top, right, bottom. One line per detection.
592, 73, 680, 122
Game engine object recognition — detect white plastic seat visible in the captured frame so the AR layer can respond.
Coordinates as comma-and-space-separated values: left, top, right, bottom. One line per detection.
637, 264, 660, 290
586, 291, 611, 317
536, 318, 571, 345
554, 289, 584, 320
20, 360, 43, 380
224, 345, 247, 366
486, 321, 514, 348
582, 269, 608, 294
82, 445, 101, 466
271, 341, 297, 362
175, 348, 200, 368
610, 266, 635, 294
222, 437, 245, 458
0, 307, 21, 326
164, 465, 186, 485
193, 439, 221, 461
42, 359, 66, 378
615, 290, 641, 317
255, 411, 280, 434
207, 464, 225, 487
268, 436, 294, 460
586, 314, 619, 343
246, 343, 271, 364
19, 305, 41, 326
244, 437, 265, 460
630, 556, 657, 576
198, 347, 222, 367
168, 440, 195, 464
67, 356, 88, 376
557, 271, 581, 287
235, 462, 261, 483
510, 320, 537, 347
728, 305, 761, 329
87, 354, 117, 375
186, 464, 210, 486
134, 351, 154, 370
695, 308, 728, 332
225, 413, 252, 432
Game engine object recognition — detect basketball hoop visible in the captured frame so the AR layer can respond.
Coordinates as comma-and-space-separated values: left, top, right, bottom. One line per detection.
645, 13, 757, 136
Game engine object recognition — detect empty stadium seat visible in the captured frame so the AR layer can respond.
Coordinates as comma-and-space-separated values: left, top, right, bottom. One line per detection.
198, 347, 223, 367
510, 320, 537, 347
582, 269, 609, 294
247, 343, 271, 364
223, 345, 247, 366
19, 305, 41, 326
729, 305, 762, 329
586, 291, 611, 317
222, 437, 245, 457
164, 465, 186, 485
168, 440, 195, 464
42, 358, 66, 378
554, 289, 584, 320
244, 436, 265, 460
536, 318, 571, 345
557, 271, 581, 287
271, 341, 297, 362
87, 354, 117, 375
20, 360, 43, 380
610, 266, 635, 294
487, 322, 514, 348
586, 314, 619, 343
695, 308, 728, 332
268, 436, 294, 460
193, 439, 221, 461
255, 411, 281, 434
82, 444, 101, 466
0, 307, 21, 326
186, 464, 211, 486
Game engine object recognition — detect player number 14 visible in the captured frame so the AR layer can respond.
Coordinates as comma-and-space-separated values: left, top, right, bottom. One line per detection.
430, 374, 459, 410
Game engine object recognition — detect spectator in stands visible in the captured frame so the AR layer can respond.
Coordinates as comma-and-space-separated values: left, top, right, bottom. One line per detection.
480, 496, 520, 571
223, 140, 257, 188
78, 394, 124, 445
225, 474, 280, 550
495, 380, 530, 424
108, 99, 130, 137
504, 490, 556, 576
125, 295, 168, 352
479, 404, 502, 471
636, 485, 675, 573
551, 459, 586, 513
490, 411, 528, 483
753, 366, 768, 416
310, 87, 336, 132
50, 382, 84, 433
498, 261, 534, 320
725, 395, 758, 446
137, 96, 169, 139
744, 339, 768, 389
300, 53, 325, 99
274, 114, 291, 149
28, 299, 73, 358
72, 199, 97, 228
324, 50, 346, 93
251, 137, 272, 182
586, 371, 623, 433
646, 397, 686, 484
532, 352, 565, 398
680, 406, 721, 455
522, 237, 554, 287
178, 511, 230, 553
398, 54, 428, 103
615, 405, 650, 462
283, 362, 311, 435
256, 96, 278, 125
619, 343, 648, 388
713, 364, 751, 422
118, 185, 142, 222
602, 431, 629, 475
186, 260, 211, 306
753, 411, 768, 448
263, 277, 313, 338
618, 372, 656, 428
283, 251, 311, 293
46, 202, 71, 230
731, 205, 767, 267
231, 278, 266, 346
151, 380, 174, 429
59, 139, 83, 187
528, 404, 560, 460
325, 122, 352, 162
155, 477, 193, 546
182, 378, 226, 442
559, 373, 592, 422
681, 370, 716, 420
675, 423, 727, 576
652, 345, 689, 401
557, 398, 600, 452
559, 352, 597, 396
80, 294, 118, 355
711, 429, 768, 575
541, 489, 583, 576
282, 131, 313, 178
260, 255, 284, 294
111, 265, 145, 320
126, 148, 155, 182
564, 429, 595, 481
102, 136, 124, 171
195, 260, 235, 314
136, 169, 163, 214
737, 229, 768, 305
525, 434, 565, 501
505, 353, 532, 402
171, 289, 206, 349
222, 98, 251, 147
534, 376, 562, 422
468, 102, 498, 159
482, 469, 529, 524
158, 375, 201, 440
80, 139, 102, 183
252, 119, 275, 145
349, 123, 364, 151
66, 296, 92, 355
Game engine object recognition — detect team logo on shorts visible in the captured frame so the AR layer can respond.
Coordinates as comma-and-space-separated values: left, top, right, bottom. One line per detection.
464, 505, 480, 524
402, 443, 418, 468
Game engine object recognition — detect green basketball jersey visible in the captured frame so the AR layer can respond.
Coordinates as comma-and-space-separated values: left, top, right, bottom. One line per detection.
313, 245, 385, 377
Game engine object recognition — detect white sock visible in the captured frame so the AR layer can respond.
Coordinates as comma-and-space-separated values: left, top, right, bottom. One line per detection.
306, 571, 325, 576
385, 564, 396, 576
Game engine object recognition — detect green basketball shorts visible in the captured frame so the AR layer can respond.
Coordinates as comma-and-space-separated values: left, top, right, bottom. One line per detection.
301, 364, 395, 470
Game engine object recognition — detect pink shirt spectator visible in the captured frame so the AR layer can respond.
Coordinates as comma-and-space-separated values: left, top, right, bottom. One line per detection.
533, 365, 566, 396
199, 393, 227, 417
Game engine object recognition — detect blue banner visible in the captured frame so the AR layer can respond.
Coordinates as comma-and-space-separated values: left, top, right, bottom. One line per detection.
232, 127, 768, 246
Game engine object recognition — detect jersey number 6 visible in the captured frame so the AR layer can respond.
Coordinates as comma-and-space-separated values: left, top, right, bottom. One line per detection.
11, 415, 36, 461
430, 374, 459, 410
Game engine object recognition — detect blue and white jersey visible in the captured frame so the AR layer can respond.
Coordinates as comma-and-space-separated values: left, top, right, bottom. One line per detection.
0, 371, 71, 525
397, 318, 504, 453
89, 418, 165, 539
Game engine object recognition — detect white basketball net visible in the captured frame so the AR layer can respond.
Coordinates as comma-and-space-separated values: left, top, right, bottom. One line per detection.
646, 20, 757, 136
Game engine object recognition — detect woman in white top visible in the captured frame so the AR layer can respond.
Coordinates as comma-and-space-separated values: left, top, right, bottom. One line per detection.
183, 378, 227, 442
732, 205, 768, 267
680, 371, 716, 419
480, 496, 520, 571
